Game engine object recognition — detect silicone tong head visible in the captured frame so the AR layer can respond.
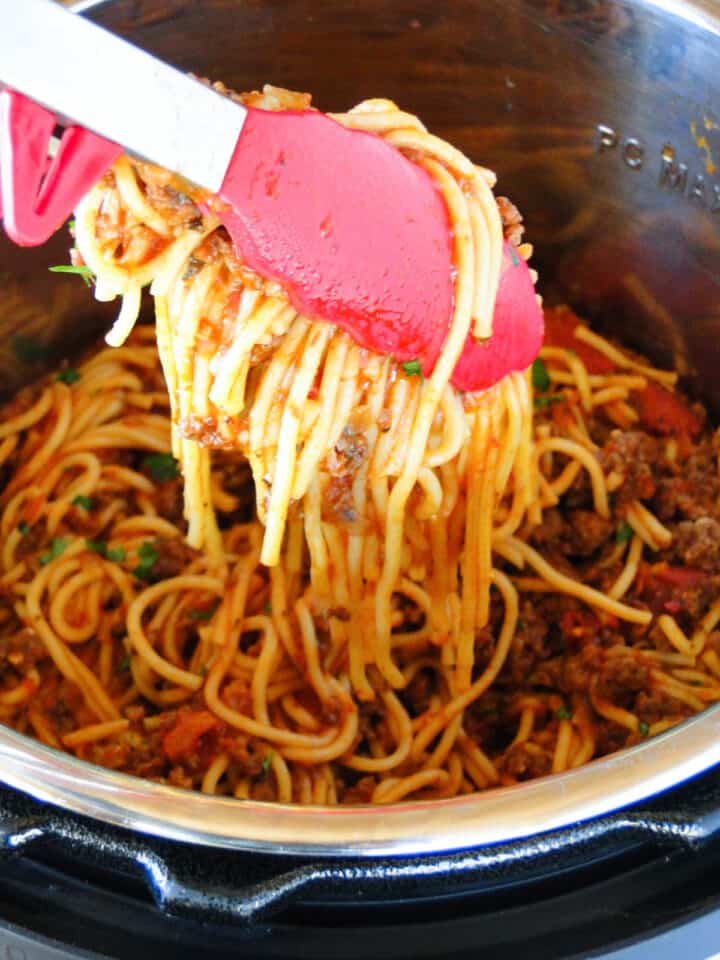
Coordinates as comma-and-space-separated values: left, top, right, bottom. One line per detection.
0, 90, 122, 246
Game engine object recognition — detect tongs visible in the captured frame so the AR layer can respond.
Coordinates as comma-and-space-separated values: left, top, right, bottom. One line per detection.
0, 0, 542, 390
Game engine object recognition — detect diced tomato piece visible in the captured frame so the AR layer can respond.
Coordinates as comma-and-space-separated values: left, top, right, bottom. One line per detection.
640, 563, 707, 615
162, 709, 218, 762
652, 564, 705, 589
636, 381, 701, 440
543, 305, 614, 374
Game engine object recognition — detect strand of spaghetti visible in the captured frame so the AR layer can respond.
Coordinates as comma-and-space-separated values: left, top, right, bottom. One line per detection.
505, 537, 651, 624
203, 560, 341, 748
458, 733, 500, 786
552, 719, 573, 774
424, 385, 468, 469
270, 751, 294, 803
153, 294, 180, 457
127, 575, 224, 689
540, 346, 592, 411
210, 296, 289, 413
295, 597, 335, 704
113, 157, 171, 237
344, 689, 413, 772
247, 614, 279, 725
262, 324, 333, 565
25, 547, 119, 721
105, 284, 142, 348
374, 157, 476, 688
657, 615, 693, 656
608, 535, 643, 600
62, 719, 129, 748
457, 411, 484, 689
626, 500, 672, 550
372, 768, 449, 803
590, 677, 639, 732
412, 569, 518, 758
281, 680, 359, 762
0, 387, 53, 440
423, 712, 463, 771
3, 384, 72, 501
329, 106, 426, 133
201, 753, 230, 794
533, 436, 609, 517
475, 399, 499, 630
572, 326, 677, 386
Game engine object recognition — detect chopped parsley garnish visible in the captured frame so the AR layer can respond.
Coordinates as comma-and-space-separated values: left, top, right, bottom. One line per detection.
40, 537, 69, 566
639, 720, 650, 736
142, 452, 179, 482
85, 539, 126, 563
190, 601, 220, 621
73, 494, 93, 511
261, 751, 274, 775
11, 335, 50, 364
56, 368, 80, 385
402, 359, 423, 378
49, 264, 94, 287
556, 706, 572, 721
616, 522, 633, 544
118, 654, 132, 673
531, 357, 551, 392
133, 540, 159, 580
533, 395, 564, 409
18, 522, 30, 536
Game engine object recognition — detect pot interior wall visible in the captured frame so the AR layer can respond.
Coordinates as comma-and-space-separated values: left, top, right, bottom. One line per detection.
2, 0, 720, 404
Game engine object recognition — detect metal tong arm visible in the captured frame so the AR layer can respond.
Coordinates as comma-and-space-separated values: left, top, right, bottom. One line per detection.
0, 0, 246, 192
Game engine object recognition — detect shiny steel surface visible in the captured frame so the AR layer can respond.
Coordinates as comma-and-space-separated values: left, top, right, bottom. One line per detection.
0, 0, 246, 191
1, 0, 720, 854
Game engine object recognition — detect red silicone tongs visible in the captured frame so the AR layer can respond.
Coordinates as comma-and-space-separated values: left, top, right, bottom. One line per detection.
0, 0, 542, 391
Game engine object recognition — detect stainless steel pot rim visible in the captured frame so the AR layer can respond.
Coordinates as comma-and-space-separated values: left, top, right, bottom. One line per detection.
1, 707, 719, 857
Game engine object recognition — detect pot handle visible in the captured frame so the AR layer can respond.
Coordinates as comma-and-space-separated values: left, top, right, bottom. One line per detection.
2, 774, 720, 924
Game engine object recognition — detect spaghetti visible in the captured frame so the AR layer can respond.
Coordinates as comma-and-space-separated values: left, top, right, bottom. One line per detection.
0, 86, 717, 804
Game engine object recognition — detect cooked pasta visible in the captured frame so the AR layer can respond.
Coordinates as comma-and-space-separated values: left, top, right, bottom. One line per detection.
0, 85, 717, 804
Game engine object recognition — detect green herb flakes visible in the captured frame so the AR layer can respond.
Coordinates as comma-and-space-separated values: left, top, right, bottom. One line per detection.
133, 540, 159, 580
190, 601, 220, 622
533, 395, 564, 409
531, 358, 551, 392
142, 452, 179, 482
616, 522, 633, 544
49, 264, 94, 287
40, 537, 69, 566
402, 359, 423, 378
85, 539, 126, 563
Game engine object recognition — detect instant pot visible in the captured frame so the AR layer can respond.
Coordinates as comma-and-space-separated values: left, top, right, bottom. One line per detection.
2, 0, 720, 956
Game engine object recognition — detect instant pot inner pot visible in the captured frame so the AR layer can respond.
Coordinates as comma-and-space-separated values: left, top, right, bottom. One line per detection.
2, 0, 720, 856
